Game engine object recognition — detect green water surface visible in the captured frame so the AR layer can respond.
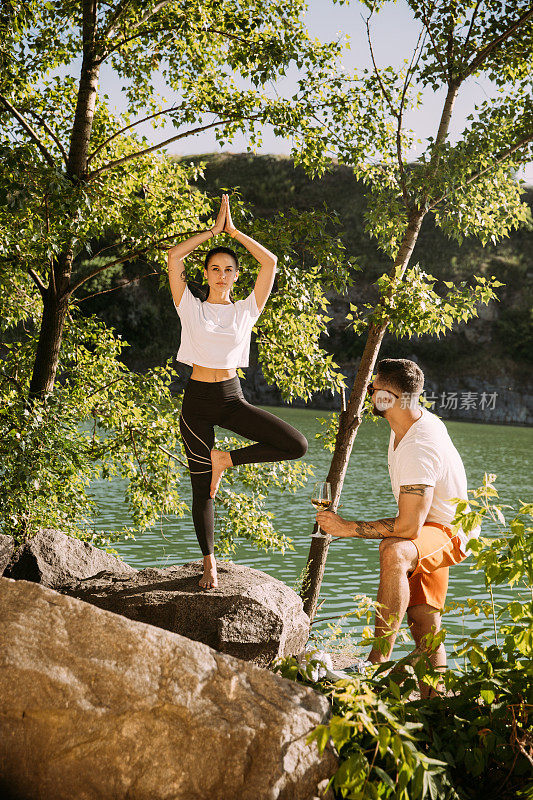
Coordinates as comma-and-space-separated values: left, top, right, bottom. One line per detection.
90, 407, 532, 658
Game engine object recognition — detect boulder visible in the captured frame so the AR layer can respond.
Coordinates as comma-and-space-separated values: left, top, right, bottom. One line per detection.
0, 534, 15, 576
5, 527, 136, 588
59, 559, 310, 667
0, 577, 337, 800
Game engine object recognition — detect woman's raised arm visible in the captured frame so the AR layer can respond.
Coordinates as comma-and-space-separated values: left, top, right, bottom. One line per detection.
167, 196, 226, 308
224, 196, 277, 314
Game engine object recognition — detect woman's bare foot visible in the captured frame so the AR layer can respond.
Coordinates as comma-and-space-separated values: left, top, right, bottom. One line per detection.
199, 554, 218, 589
210, 449, 233, 498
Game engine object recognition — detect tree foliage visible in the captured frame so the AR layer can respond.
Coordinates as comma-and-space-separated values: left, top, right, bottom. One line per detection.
1, 1, 532, 556
0, 1, 349, 542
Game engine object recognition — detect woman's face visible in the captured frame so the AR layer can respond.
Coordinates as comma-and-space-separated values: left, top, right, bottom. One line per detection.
204, 253, 239, 293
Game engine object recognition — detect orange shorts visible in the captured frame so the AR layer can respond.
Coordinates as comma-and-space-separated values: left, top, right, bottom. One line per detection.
408, 522, 465, 610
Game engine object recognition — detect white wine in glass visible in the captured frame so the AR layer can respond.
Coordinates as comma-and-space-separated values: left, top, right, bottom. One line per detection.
311, 481, 332, 538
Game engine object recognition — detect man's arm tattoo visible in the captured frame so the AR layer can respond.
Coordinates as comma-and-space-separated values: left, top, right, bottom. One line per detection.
351, 518, 396, 539
400, 484, 431, 497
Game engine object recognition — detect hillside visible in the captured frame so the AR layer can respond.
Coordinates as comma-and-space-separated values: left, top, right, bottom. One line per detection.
79, 153, 532, 422
183, 153, 532, 372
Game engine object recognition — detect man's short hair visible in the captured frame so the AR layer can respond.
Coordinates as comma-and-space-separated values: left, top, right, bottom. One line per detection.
376, 358, 424, 396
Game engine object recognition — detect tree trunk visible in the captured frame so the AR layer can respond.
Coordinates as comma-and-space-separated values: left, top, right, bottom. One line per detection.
301, 320, 388, 618
301, 210, 425, 621
28, 253, 72, 399
66, 0, 99, 179
298, 79, 463, 625
28, 0, 99, 399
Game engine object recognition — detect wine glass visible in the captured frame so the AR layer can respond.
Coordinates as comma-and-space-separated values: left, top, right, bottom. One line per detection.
310, 481, 332, 538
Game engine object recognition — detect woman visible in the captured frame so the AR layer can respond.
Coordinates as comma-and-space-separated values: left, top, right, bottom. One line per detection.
168, 194, 308, 590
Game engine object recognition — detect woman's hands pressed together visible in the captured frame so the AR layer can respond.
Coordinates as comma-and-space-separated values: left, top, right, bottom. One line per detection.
168, 191, 277, 315
223, 194, 237, 237
211, 194, 228, 236
210, 193, 238, 238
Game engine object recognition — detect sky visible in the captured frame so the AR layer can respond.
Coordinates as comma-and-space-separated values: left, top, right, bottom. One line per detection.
95, 0, 532, 183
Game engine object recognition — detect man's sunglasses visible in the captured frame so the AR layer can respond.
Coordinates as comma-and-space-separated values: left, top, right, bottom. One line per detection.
367, 382, 400, 399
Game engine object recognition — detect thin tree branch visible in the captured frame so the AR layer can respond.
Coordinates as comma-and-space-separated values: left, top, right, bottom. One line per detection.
463, 6, 533, 79
206, 27, 248, 44
69, 251, 157, 298
428, 133, 533, 210
364, 13, 398, 119
100, 13, 245, 64
88, 115, 261, 180
418, 0, 447, 75
156, 443, 188, 470
75, 270, 159, 303
87, 103, 184, 163
463, 0, 482, 53
28, 268, 47, 299
99, 0, 176, 60
396, 26, 427, 209
129, 426, 148, 486
0, 94, 56, 167
399, 27, 426, 117
129, 0, 173, 32
86, 376, 127, 400
25, 109, 68, 164
98, 25, 173, 63
67, 232, 199, 297
99, 0, 133, 39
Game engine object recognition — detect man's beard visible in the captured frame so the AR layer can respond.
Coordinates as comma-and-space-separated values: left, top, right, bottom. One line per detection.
371, 403, 385, 418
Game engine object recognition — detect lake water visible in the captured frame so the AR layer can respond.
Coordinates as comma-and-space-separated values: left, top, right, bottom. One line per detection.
90, 406, 532, 659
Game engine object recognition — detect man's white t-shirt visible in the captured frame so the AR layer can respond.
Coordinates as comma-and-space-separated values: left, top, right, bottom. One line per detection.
174, 284, 262, 369
388, 407, 480, 554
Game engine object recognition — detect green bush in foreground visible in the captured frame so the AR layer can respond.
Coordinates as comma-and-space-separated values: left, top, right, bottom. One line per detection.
273, 478, 533, 800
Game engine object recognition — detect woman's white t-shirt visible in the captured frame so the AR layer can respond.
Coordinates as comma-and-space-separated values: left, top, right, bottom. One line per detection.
387, 407, 481, 554
173, 284, 262, 369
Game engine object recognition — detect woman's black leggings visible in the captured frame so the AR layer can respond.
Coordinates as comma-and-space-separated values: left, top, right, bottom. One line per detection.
179, 376, 308, 556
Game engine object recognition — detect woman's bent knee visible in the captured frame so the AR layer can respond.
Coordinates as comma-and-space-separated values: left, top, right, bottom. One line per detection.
289, 432, 308, 459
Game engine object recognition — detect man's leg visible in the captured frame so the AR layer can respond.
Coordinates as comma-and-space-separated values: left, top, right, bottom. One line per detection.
368, 537, 419, 664
407, 603, 446, 698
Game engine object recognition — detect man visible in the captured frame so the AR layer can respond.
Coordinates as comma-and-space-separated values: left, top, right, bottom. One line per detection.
315, 358, 480, 679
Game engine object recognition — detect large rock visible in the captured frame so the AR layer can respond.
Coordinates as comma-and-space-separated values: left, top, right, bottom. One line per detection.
0, 577, 337, 800
0, 534, 15, 576
5, 527, 136, 588
59, 560, 310, 667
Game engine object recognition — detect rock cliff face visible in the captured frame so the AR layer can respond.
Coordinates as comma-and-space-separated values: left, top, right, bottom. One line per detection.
172, 362, 532, 426
0, 577, 337, 800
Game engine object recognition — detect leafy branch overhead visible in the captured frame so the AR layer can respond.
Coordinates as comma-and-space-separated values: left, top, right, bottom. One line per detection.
277, 1, 532, 256
347, 267, 504, 338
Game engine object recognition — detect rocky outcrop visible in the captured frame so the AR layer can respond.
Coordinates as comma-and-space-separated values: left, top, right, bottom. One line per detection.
0, 577, 337, 800
5, 527, 136, 589
421, 376, 533, 426
59, 559, 310, 667
172, 362, 533, 425
0, 534, 15, 576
